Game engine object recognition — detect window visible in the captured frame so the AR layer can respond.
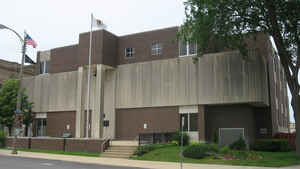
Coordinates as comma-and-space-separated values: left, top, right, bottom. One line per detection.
36, 119, 46, 136
180, 113, 198, 132
152, 42, 162, 55
125, 48, 135, 58
40, 61, 49, 74
179, 41, 197, 57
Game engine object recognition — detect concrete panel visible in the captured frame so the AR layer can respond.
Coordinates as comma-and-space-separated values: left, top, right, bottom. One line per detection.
48, 71, 77, 112
103, 70, 116, 139
116, 51, 269, 109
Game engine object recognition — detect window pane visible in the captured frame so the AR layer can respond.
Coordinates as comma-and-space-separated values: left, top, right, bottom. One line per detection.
179, 41, 187, 56
40, 61, 44, 74
180, 114, 188, 132
190, 113, 198, 131
189, 43, 197, 55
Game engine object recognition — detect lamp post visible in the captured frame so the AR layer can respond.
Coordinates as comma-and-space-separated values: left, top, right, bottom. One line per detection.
0, 24, 26, 154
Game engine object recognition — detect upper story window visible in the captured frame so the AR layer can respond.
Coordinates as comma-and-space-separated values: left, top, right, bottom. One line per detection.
179, 41, 197, 57
125, 48, 135, 58
40, 61, 49, 74
152, 42, 162, 56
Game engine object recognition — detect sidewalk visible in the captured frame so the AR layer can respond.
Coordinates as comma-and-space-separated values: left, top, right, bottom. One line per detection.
0, 149, 298, 169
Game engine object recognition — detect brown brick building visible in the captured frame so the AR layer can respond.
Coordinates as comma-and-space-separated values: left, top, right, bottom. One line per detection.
22, 27, 289, 145
0, 59, 34, 86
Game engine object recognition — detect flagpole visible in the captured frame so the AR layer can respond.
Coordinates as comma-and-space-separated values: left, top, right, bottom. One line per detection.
12, 30, 27, 154
86, 14, 93, 138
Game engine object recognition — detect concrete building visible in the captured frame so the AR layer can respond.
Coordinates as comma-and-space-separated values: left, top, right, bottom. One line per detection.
0, 59, 34, 86
22, 27, 289, 145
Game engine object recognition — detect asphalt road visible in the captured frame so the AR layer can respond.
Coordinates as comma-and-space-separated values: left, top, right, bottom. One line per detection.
0, 155, 147, 169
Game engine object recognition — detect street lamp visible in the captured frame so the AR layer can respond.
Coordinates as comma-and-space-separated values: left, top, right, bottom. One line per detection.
0, 24, 26, 154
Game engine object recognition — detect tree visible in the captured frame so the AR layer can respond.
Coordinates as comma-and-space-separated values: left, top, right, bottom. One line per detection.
0, 79, 33, 136
179, 0, 300, 155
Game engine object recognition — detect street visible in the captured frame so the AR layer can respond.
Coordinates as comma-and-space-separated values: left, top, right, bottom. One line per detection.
0, 155, 146, 169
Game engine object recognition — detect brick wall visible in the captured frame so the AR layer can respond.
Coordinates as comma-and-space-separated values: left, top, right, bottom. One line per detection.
65, 139, 102, 153
5, 137, 30, 149
5, 137, 103, 153
31, 138, 64, 151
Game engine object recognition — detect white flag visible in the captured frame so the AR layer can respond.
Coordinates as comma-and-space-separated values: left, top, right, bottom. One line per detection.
92, 15, 107, 29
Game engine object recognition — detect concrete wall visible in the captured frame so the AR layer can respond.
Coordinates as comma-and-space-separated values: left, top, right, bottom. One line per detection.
116, 51, 269, 109
23, 71, 78, 113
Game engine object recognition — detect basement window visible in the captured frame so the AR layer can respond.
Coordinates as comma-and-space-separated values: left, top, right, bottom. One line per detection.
125, 48, 135, 58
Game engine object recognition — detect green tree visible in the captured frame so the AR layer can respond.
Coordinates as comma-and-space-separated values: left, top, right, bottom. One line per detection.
179, 0, 300, 155
0, 79, 33, 136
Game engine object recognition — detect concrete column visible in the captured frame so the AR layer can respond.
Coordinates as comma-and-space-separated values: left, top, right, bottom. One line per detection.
198, 105, 206, 141
75, 67, 84, 137
91, 64, 105, 138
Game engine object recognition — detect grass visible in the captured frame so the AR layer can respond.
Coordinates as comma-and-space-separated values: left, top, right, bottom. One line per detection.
1, 147, 100, 157
132, 145, 300, 167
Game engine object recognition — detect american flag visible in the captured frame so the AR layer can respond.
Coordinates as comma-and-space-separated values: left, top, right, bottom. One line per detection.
25, 33, 37, 48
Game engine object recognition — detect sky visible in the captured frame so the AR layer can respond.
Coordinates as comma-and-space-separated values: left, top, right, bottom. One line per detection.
0, 0, 295, 122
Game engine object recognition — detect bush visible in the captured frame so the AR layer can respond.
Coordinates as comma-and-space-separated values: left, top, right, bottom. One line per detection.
252, 139, 292, 152
183, 144, 211, 159
212, 128, 218, 144
0, 130, 6, 148
171, 131, 190, 146
207, 143, 220, 153
134, 144, 168, 156
229, 136, 247, 150
171, 140, 179, 146
220, 146, 231, 154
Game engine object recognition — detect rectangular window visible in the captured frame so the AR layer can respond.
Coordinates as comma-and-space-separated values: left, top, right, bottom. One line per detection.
179, 41, 197, 57
40, 61, 48, 74
151, 42, 162, 56
36, 119, 46, 136
180, 113, 198, 132
125, 48, 135, 58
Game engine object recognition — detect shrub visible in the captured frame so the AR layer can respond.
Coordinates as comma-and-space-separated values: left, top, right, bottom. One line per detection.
171, 140, 179, 146
207, 143, 220, 153
183, 144, 212, 159
171, 131, 190, 146
229, 136, 247, 150
0, 130, 6, 148
220, 146, 231, 154
134, 144, 168, 156
252, 139, 292, 152
212, 128, 218, 144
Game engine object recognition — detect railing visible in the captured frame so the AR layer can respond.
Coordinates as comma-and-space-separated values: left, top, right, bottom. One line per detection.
102, 138, 111, 152
138, 132, 176, 146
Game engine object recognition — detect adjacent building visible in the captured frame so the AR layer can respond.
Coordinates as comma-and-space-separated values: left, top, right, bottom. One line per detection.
0, 59, 34, 86
22, 27, 290, 145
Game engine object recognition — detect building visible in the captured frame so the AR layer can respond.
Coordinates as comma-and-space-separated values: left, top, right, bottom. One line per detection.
0, 59, 34, 86
22, 27, 289, 144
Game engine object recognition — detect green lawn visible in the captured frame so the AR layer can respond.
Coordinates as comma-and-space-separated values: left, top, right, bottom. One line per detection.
1, 147, 100, 157
132, 145, 300, 167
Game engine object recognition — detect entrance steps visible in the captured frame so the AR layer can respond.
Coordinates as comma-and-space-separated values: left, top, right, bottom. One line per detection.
101, 140, 138, 159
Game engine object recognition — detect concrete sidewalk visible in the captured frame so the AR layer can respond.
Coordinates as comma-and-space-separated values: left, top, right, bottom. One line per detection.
0, 149, 298, 169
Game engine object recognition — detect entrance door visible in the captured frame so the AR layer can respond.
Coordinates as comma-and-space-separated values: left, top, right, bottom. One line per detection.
180, 113, 199, 141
